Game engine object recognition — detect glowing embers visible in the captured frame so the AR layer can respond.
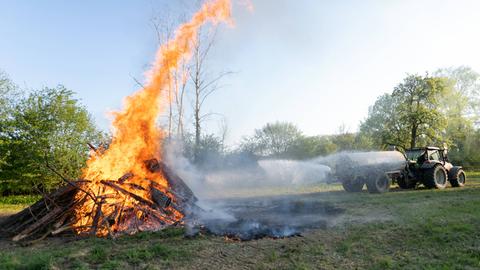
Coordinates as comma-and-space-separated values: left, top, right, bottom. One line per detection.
73, 159, 196, 237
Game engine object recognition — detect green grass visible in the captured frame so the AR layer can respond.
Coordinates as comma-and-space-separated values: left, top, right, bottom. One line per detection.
0, 195, 41, 205
0, 195, 40, 214
467, 171, 480, 178
0, 228, 191, 270
1, 179, 480, 269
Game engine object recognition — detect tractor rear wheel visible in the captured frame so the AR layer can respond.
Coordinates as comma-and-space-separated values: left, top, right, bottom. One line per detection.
342, 177, 364, 192
423, 165, 448, 189
366, 174, 391, 193
449, 169, 466, 187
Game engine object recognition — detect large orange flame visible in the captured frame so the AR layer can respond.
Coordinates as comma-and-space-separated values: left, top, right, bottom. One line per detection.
73, 0, 232, 235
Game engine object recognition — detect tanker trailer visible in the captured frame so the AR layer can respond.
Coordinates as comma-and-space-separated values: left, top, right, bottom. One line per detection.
320, 151, 408, 193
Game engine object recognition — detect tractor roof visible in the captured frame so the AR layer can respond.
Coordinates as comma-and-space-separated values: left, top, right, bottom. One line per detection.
406, 146, 441, 151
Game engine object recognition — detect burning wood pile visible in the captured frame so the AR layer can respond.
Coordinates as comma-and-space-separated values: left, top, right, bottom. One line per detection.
0, 159, 196, 242
0, 0, 232, 242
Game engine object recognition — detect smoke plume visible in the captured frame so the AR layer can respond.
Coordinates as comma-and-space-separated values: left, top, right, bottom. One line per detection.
165, 144, 406, 239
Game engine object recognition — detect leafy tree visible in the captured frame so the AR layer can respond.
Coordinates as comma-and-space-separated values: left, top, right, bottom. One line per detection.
0, 86, 104, 194
0, 71, 19, 171
435, 66, 480, 120
461, 130, 480, 168
434, 66, 480, 164
331, 132, 356, 151
0, 71, 17, 115
288, 136, 337, 159
181, 132, 225, 168
240, 123, 375, 160
360, 94, 410, 148
394, 74, 450, 148
352, 132, 375, 151
240, 122, 303, 158
361, 74, 450, 149
0, 72, 19, 132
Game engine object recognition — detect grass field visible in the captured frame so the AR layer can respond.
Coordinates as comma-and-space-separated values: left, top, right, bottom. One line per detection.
0, 195, 41, 216
1, 174, 479, 269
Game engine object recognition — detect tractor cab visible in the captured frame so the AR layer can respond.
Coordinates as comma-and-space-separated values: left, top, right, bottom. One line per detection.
405, 146, 447, 163
404, 146, 453, 173
402, 146, 460, 188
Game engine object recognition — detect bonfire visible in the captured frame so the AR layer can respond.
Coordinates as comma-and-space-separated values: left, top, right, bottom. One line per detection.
0, 0, 232, 242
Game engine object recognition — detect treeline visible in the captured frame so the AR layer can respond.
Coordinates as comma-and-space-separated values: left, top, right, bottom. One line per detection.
188, 66, 480, 170
0, 71, 105, 195
359, 67, 480, 168
1, 66, 480, 195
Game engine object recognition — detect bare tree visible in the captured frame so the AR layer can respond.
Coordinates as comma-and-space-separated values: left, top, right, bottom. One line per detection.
146, 3, 230, 153
150, 10, 193, 140
190, 29, 232, 161
151, 16, 176, 138
173, 62, 190, 138
218, 116, 229, 153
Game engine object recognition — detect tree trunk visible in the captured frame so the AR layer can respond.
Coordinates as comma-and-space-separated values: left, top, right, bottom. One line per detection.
194, 100, 201, 162
173, 63, 188, 139
168, 83, 173, 139
410, 124, 417, 149
193, 41, 202, 163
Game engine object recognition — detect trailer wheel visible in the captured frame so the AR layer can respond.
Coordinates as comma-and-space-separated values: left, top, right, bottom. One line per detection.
449, 169, 466, 187
342, 177, 364, 192
366, 174, 391, 193
423, 165, 448, 189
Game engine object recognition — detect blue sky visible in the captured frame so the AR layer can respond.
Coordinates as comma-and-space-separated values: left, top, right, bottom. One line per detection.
1, 0, 480, 145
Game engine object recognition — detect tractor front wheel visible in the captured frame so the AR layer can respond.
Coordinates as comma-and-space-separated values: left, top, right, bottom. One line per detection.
449, 169, 466, 187
423, 165, 448, 189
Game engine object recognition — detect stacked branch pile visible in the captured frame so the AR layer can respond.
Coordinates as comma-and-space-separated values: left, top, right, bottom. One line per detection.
0, 159, 196, 242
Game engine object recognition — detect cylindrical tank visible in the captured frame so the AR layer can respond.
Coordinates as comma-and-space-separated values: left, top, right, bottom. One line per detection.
316, 151, 407, 179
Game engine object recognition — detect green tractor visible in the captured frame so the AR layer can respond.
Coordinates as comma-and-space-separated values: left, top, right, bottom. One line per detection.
398, 146, 466, 190
325, 146, 466, 193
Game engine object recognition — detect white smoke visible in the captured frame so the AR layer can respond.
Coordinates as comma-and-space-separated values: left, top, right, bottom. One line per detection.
164, 142, 408, 199
314, 151, 407, 170
258, 160, 331, 185
164, 142, 407, 239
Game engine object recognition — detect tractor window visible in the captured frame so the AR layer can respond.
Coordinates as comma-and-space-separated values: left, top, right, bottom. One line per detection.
405, 150, 425, 161
429, 151, 440, 161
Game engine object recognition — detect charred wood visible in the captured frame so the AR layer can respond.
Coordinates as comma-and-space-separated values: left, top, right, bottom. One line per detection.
100, 180, 156, 209
151, 188, 172, 208
144, 159, 197, 211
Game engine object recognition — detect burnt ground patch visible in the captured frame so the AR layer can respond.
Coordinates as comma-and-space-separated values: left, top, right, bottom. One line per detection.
191, 194, 345, 240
